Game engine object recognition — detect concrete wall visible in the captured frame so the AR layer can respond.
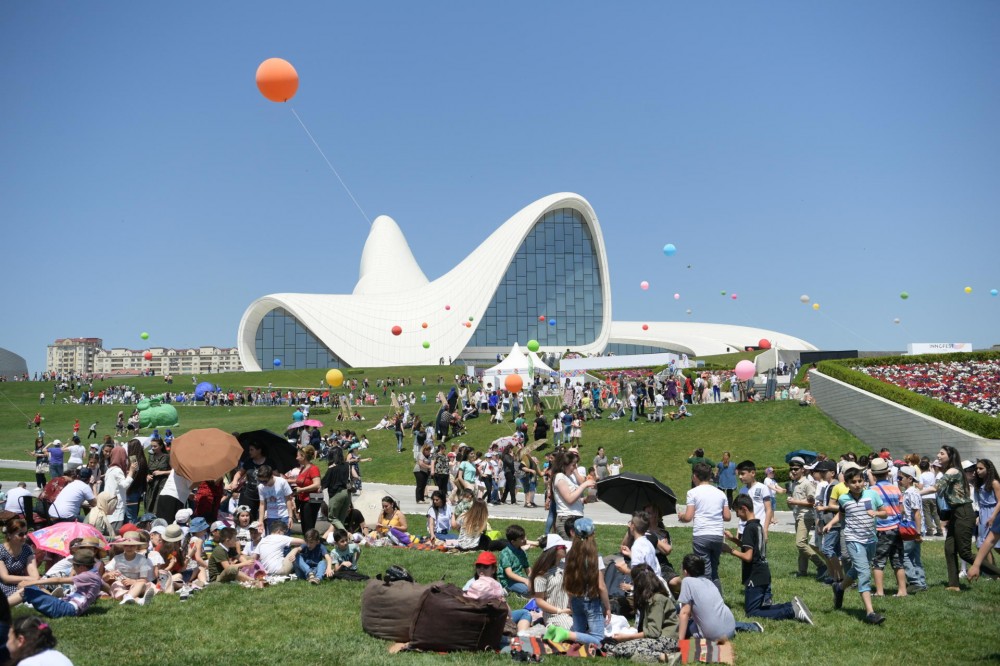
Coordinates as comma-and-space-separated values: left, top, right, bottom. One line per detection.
809, 369, 999, 461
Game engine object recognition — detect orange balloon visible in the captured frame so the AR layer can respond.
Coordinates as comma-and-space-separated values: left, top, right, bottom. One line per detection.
256, 58, 299, 103
505, 374, 523, 393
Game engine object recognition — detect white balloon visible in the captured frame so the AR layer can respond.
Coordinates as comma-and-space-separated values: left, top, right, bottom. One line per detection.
799, 294, 810, 303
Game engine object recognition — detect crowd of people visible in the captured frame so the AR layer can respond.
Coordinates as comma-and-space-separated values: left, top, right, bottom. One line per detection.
2, 378, 999, 663
856, 359, 1000, 416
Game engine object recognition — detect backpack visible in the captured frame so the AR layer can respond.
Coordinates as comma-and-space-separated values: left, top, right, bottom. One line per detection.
408, 583, 508, 652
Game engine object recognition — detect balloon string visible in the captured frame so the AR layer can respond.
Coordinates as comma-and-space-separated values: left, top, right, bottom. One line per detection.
289, 107, 371, 225
815, 309, 879, 348
0, 390, 30, 420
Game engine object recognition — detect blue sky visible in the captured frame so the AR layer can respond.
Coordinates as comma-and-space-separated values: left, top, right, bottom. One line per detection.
2, 2, 999, 372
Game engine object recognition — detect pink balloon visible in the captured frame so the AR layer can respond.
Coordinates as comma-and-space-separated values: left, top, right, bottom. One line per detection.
731, 293, 738, 300
640, 281, 649, 291
445, 305, 451, 310
734, 360, 755, 381
673, 293, 680, 300
642, 324, 649, 331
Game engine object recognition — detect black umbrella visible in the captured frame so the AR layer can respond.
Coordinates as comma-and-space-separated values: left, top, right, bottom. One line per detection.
236, 429, 298, 474
596, 471, 677, 517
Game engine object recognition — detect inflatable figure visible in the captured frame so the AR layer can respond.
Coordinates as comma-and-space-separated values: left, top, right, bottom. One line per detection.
137, 396, 179, 428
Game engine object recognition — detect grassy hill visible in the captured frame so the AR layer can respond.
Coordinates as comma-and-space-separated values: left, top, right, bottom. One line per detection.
0, 367, 866, 493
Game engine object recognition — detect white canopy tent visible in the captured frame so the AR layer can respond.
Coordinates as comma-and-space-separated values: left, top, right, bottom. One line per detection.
482, 343, 558, 390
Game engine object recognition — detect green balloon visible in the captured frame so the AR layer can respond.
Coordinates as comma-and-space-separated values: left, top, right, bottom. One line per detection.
720, 291, 726, 296
527, 340, 540, 352
900, 292, 909, 300
422, 341, 430, 349
140, 332, 149, 340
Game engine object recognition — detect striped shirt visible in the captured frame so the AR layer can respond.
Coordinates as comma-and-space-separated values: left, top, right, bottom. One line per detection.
838, 489, 882, 544
872, 481, 902, 531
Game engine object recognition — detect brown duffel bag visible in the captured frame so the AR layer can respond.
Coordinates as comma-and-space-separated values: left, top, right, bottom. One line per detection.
360, 578, 428, 643
408, 583, 508, 652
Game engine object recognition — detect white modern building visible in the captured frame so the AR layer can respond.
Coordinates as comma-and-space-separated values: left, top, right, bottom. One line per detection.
237, 193, 817, 370
46, 338, 104, 376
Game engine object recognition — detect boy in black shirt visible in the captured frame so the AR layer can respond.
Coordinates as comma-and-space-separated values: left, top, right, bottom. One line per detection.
724, 495, 815, 625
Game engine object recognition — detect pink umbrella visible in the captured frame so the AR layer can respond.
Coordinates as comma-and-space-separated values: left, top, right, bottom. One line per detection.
302, 419, 324, 428
29, 522, 109, 557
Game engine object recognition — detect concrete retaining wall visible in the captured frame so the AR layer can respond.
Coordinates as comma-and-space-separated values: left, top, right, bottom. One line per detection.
809, 369, 998, 461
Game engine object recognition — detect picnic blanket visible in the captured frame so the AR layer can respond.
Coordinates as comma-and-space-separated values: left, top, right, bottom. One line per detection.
515, 636, 605, 659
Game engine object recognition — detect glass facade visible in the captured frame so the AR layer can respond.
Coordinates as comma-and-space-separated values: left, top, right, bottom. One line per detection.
468, 208, 604, 348
255, 308, 348, 370
604, 343, 674, 356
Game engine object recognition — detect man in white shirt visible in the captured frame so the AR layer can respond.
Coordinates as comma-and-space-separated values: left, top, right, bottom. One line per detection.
48, 471, 96, 521
5, 482, 33, 515
679, 462, 731, 591
617, 511, 661, 577
256, 521, 305, 575
736, 460, 772, 540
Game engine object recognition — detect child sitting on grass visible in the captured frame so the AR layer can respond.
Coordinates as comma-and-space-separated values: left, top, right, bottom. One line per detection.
497, 525, 531, 597
330, 528, 368, 580
19, 551, 110, 618
677, 554, 761, 641
209, 527, 261, 587
723, 496, 814, 625
297, 529, 334, 583
106, 531, 156, 606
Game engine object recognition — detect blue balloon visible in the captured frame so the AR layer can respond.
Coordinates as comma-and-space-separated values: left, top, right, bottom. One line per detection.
662, 243, 677, 257
549, 319, 557, 326
273, 358, 282, 367
992, 289, 999, 297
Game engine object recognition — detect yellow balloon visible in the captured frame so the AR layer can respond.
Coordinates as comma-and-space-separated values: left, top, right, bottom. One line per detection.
812, 303, 820, 310
964, 286, 972, 294
325, 369, 344, 388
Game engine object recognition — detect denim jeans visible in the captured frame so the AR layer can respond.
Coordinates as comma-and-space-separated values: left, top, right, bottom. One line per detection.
294, 555, 327, 580
744, 584, 794, 620
846, 540, 876, 594
692, 535, 724, 592
902, 539, 925, 589
507, 581, 530, 597
125, 490, 143, 524
23, 587, 79, 618
821, 529, 842, 559
570, 595, 605, 645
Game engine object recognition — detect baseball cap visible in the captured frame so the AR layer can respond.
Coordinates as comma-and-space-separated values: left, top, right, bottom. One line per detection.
175, 508, 193, 524
788, 457, 806, 467
962, 460, 976, 470
475, 551, 497, 567
210, 521, 227, 532
898, 465, 918, 480
544, 534, 569, 551
815, 460, 837, 473
574, 517, 595, 537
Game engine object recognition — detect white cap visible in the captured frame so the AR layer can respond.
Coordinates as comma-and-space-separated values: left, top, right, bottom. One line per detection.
544, 534, 569, 551
962, 459, 976, 470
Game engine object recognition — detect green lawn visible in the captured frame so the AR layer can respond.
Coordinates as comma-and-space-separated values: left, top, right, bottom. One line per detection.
0, 369, 866, 494
12, 521, 999, 665
1, 370, 996, 663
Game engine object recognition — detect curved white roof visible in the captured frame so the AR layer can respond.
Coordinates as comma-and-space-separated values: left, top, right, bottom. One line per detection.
238, 193, 613, 369
609, 321, 818, 356
237, 193, 817, 369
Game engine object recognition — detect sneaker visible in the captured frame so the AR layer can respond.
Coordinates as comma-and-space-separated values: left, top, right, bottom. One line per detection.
792, 596, 814, 625
119, 595, 137, 606
959, 570, 968, 580
179, 586, 191, 601
833, 582, 845, 609
141, 586, 156, 606
865, 612, 885, 625
747, 622, 764, 633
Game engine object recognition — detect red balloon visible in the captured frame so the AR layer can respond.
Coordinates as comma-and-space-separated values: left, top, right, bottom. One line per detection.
143, 351, 152, 361
391, 325, 402, 336
758, 339, 771, 349
642, 324, 649, 331
421, 322, 428, 329
256, 58, 299, 103
505, 374, 523, 393
538, 315, 546, 322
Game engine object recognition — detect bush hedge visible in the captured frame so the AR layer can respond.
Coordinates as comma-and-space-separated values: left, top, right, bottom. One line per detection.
816, 351, 1000, 440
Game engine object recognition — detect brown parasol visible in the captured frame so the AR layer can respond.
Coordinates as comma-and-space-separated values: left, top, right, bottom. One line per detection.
170, 428, 243, 483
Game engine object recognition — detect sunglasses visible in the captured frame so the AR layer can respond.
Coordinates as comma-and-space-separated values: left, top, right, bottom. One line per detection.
11, 531, 27, 537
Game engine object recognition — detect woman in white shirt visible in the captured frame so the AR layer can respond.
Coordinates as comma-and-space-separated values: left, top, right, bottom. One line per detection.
7, 616, 75, 666
103, 447, 137, 535
552, 449, 595, 539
